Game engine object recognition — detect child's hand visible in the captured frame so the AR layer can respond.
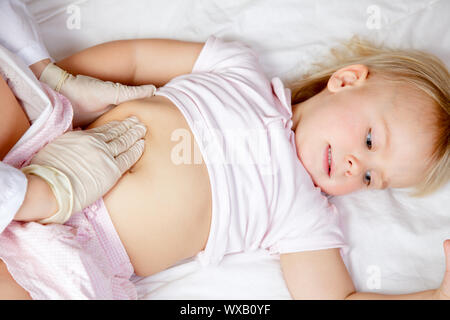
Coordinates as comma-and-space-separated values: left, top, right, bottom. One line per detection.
39, 63, 156, 128
435, 240, 450, 300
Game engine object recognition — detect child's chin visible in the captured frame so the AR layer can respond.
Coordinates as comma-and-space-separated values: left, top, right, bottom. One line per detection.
315, 182, 338, 196
307, 170, 332, 194
321, 186, 355, 197
313, 180, 328, 193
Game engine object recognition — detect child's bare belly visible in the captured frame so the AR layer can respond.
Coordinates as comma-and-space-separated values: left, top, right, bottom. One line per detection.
87, 95, 212, 277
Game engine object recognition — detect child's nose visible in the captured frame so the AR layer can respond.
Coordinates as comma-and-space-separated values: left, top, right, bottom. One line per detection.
344, 154, 362, 177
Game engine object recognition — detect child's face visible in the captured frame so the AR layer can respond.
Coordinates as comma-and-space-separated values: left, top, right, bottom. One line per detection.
292, 64, 436, 196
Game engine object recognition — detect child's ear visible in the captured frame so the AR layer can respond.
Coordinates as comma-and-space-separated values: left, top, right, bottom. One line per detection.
327, 64, 369, 93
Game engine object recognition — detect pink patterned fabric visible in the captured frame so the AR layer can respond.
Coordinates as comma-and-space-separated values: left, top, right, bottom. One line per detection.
3, 84, 72, 167
0, 84, 137, 299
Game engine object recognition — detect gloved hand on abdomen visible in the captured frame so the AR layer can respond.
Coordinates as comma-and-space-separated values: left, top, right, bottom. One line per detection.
22, 116, 147, 224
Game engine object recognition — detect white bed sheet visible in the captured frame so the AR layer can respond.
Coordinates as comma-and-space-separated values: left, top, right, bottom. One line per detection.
23, 0, 450, 298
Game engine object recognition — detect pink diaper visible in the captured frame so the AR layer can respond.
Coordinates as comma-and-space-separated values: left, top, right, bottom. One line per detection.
0, 198, 137, 300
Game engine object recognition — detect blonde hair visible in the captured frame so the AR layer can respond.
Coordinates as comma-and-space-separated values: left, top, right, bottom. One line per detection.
286, 37, 450, 197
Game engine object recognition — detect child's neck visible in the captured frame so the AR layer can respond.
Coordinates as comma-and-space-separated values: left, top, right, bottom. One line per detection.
291, 102, 302, 132
291, 89, 326, 133
291, 98, 313, 133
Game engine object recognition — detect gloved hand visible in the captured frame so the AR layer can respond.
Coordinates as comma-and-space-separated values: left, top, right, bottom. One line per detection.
0, 0, 51, 65
40, 63, 157, 127
21, 116, 147, 224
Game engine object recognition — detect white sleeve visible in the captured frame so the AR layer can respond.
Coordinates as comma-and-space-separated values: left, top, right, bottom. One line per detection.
0, 0, 51, 66
271, 197, 347, 255
192, 35, 260, 75
0, 161, 27, 234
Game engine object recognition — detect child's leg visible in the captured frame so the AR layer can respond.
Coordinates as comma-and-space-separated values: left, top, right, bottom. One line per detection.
0, 74, 30, 159
0, 259, 31, 300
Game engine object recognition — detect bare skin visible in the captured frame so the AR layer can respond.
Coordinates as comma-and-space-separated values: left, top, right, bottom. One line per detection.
0, 75, 30, 159
88, 95, 213, 277
0, 94, 213, 298
0, 259, 31, 300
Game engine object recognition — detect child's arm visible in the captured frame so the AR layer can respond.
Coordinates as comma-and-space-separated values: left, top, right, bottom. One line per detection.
37, 39, 204, 127
280, 241, 450, 299
35, 39, 203, 127
55, 39, 205, 87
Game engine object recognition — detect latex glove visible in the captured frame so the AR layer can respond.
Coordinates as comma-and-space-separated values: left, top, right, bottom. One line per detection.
40, 63, 157, 127
0, 0, 51, 65
21, 116, 147, 224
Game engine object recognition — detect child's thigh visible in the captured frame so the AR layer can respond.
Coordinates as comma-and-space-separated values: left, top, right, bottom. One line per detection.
0, 259, 31, 300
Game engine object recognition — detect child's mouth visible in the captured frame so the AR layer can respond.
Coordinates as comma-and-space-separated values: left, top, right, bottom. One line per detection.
323, 144, 332, 177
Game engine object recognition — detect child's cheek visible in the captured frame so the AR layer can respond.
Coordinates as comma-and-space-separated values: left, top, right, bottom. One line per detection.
322, 112, 355, 150
335, 111, 363, 148
326, 177, 362, 196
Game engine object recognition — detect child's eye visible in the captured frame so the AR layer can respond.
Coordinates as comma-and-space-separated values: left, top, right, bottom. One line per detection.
364, 171, 372, 186
366, 129, 372, 150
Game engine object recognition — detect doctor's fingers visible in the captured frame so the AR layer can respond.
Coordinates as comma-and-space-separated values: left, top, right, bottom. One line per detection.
115, 139, 146, 174
107, 122, 148, 157
87, 116, 145, 142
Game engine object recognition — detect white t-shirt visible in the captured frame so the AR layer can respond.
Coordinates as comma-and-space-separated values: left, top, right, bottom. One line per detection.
155, 35, 347, 266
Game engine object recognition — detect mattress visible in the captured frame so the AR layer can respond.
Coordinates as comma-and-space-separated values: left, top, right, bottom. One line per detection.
23, 0, 450, 298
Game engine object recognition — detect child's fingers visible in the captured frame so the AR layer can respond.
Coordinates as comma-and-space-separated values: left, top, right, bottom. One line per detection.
444, 240, 450, 273
439, 240, 450, 299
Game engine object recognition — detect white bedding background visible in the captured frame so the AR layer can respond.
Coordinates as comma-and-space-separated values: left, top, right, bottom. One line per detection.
22, 0, 450, 298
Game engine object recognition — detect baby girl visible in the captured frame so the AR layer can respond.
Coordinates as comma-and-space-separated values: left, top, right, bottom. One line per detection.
0, 5, 449, 299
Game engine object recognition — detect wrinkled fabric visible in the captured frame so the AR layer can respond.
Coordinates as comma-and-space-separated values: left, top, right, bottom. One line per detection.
0, 162, 27, 234
0, 0, 51, 66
